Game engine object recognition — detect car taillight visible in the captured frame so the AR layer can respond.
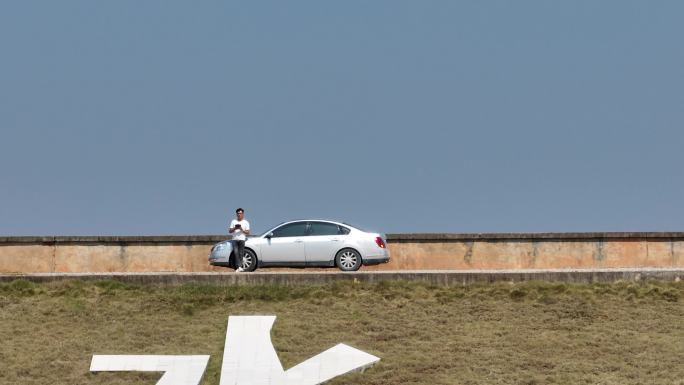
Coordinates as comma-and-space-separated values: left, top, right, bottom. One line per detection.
375, 236, 386, 248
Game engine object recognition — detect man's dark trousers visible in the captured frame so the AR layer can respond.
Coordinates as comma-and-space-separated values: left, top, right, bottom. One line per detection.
234, 240, 245, 268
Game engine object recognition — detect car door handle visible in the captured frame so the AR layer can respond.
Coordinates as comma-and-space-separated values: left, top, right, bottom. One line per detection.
294, 239, 304, 243
331, 239, 340, 242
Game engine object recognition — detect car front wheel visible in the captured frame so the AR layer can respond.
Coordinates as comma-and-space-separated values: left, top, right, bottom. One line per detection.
242, 249, 258, 272
335, 248, 362, 271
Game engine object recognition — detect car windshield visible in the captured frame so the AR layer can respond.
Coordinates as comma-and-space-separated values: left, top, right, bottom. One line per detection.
258, 222, 292, 237
257, 223, 279, 237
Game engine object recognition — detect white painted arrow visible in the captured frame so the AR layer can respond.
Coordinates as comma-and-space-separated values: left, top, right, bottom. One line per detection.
90, 355, 209, 385
219, 316, 380, 385
89, 315, 380, 385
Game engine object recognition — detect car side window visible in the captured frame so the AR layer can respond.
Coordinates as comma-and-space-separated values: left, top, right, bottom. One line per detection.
271, 222, 308, 238
338, 225, 351, 235
308, 222, 340, 236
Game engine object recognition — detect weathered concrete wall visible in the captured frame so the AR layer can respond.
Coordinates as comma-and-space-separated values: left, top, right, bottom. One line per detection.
3, 269, 684, 285
1, 233, 683, 273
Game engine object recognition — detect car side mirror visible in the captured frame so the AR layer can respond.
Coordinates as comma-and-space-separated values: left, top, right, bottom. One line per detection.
266, 232, 273, 239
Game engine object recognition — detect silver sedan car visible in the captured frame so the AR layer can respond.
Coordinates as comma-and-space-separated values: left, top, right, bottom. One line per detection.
209, 220, 390, 272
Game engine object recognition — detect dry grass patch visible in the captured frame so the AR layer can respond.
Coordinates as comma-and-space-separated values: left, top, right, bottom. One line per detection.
0, 279, 683, 384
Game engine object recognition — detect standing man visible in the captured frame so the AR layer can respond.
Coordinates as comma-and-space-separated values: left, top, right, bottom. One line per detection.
229, 208, 251, 272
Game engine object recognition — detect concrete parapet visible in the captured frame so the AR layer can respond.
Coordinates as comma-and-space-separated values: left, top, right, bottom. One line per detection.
1, 269, 683, 285
2, 233, 684, 273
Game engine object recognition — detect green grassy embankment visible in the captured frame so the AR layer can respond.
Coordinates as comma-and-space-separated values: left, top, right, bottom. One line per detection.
1, 279, 683, 385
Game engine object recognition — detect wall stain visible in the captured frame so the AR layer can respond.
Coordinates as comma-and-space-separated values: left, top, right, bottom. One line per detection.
464, 241, 474, 265
51, 244, 57, 273
595, 240, 605, 262
119, 245, 129, 271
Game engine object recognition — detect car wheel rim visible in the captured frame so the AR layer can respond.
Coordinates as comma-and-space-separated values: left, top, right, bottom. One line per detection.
340, 251, 357, 269
243, 254, 253, 268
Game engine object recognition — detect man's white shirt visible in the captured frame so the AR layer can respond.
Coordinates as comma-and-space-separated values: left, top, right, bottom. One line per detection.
230, 219, 250, 241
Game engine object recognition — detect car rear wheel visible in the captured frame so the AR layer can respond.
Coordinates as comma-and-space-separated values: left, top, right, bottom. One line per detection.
335, 248, 362, 271
242, 249, 258, 272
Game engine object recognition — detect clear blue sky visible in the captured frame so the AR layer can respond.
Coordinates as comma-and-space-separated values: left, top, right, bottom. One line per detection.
1, 1, 683, 235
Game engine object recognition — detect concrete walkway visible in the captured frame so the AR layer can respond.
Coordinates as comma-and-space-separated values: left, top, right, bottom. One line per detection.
2, 268, 683, 285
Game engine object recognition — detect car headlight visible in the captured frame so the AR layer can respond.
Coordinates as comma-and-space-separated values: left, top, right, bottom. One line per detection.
214, 243, 227, 251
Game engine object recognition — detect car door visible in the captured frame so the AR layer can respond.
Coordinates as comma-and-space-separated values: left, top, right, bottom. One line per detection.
304, 222, 347, 264
259, 221, 308, 264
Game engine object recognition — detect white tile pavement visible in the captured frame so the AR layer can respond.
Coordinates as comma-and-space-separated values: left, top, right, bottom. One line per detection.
220, 316, 380, 385
90, 315, 380, 385
90, 355, 210, 385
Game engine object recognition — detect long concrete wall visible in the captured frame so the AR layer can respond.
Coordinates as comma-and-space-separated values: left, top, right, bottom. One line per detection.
4, 270, 684, 285
1, 233, 683, 273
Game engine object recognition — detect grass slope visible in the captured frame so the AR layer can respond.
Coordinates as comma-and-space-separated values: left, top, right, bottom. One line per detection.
1, 279, 683, 385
